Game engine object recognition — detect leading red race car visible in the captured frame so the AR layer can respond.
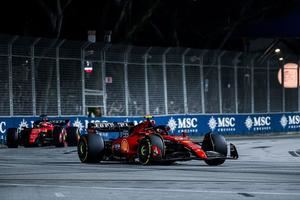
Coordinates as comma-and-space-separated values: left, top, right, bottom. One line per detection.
78, 116, 238, 165
6, 115, 80, 148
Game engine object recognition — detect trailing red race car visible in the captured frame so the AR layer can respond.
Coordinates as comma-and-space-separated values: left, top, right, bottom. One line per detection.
78, 116, 238, 165
6, 115, 80, 148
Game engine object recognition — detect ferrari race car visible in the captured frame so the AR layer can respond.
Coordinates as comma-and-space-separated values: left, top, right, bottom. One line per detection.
6, 116, 80, 148
78, 117, 238, 165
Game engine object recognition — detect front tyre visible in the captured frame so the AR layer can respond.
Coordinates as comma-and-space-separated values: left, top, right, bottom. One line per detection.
138, 137, 151, 165
138, 134, 165, 165
202, 132, 227, 166
204, 158, 225, 166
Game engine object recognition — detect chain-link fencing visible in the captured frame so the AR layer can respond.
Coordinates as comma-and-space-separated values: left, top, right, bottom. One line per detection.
0, 34, 299, 117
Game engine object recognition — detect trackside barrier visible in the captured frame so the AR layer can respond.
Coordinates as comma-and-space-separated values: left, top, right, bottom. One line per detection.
1, 113, 300, 144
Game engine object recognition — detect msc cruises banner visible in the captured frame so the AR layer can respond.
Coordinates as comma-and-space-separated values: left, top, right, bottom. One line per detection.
1, 113, 300, 143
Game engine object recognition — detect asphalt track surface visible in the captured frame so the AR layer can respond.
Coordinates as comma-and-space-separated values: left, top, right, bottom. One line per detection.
0, 136, 300, 200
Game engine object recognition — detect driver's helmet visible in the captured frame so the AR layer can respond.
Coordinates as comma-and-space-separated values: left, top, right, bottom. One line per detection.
144, 115, 155, 127
40, 114, 48, 122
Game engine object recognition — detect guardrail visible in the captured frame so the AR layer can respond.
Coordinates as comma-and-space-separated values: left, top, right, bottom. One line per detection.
1, 113, 300, 144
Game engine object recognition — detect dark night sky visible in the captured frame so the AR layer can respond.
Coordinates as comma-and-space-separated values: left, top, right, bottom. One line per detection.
1, 0, 300, 51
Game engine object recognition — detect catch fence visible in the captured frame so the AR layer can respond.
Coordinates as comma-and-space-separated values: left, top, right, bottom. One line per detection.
0, 35, 299, 117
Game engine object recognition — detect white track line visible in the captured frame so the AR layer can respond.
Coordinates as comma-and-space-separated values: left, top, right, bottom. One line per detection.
54, 192, 65, 198
1, 183, 300, 196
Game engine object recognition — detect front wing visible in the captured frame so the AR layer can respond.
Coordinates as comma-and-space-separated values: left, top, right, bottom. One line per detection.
163, 143, 238, 162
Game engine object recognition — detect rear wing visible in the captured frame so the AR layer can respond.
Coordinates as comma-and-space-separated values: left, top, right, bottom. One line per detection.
50, 119, 70, 126
88, 122, 134, 132
33, 119, 70, 126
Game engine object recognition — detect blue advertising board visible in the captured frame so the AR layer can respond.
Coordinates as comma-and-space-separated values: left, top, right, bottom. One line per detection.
0, 113, 300, 144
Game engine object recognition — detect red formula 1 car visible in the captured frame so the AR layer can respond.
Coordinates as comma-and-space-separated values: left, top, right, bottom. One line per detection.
6, 116, 80, 148
78, 117, 238, 165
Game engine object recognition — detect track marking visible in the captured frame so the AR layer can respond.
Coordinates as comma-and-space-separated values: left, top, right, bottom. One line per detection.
288, 151, 300, 157
238, 192, 255, 197
54, 192, 65, 198
63, 150, 77, 154
252, 146, 271, 149
1, 183, 300, 196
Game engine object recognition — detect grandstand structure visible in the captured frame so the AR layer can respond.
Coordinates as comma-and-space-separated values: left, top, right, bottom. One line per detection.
0, 35, 299, 117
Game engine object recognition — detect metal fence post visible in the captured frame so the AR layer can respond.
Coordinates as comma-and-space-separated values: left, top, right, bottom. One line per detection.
144, 47, 152, 115
8, 36, 18, 117
101, 50, 107, 116
267, 60, 270, 113
124, 46, 132, 116
200, 50, 207, 113
282, 62, 285, 112
251, 57, 255, 113
218, 51, 225, 113
163, 47, 171, 115
81, 42, 91, 116
234, 53, 242, 114
31, 38, 40, 117
298, 59, 300, 111
56, 40, 65, 116
234, 63, 238, 114
182, 48, 190, 114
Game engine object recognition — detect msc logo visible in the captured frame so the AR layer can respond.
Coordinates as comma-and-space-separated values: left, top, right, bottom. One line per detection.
18, 119, 29, 131
178, 118, 197, 128
281, 115, 300, 129
0, 121, 6, 134
245, 116, 271, 130
73, 118, 84, 132
208, 116, 235, 131
167, 117, 197, 133
288, 115, 300, 124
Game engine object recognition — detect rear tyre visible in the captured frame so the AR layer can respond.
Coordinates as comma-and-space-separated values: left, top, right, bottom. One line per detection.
6, 128, 19, 148
35, 137, 43, 147
77, 134, 105, 163
21, 129, 31, 147
202, 132, 227, 166
66, 127, 80, 146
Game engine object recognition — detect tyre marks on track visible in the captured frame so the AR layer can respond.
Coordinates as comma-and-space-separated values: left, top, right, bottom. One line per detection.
288, 150, 300, 157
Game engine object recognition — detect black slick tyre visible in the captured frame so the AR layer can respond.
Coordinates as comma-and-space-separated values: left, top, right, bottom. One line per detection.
204, 158, 225, 166
21, 129, 32, 147
35, 137, 43, 147
6, 128, 19, 148
138, 137, 151, 165
202, 132, 227, 166
138, 134, 165, 165
77, 134, 105, 163
66, 127, 80, 146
